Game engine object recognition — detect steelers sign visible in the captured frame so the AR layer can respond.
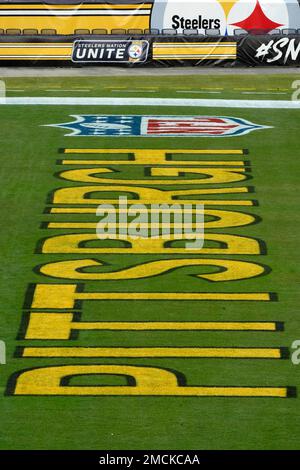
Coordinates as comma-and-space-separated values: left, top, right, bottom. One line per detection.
72, 40, 149, 63
151, 0, 300, 35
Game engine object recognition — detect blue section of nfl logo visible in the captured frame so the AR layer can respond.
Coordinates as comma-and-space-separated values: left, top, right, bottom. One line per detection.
48, 115, 142, 136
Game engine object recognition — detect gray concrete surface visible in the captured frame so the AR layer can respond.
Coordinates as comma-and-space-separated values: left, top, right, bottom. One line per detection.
0, 66, 299, 77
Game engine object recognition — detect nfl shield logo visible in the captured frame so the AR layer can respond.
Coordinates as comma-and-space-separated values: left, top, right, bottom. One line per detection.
46, 115, 270, 137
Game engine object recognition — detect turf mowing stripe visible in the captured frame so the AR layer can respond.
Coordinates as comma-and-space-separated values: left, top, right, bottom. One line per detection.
2, 97, 300, 108
21, 347, 285, 359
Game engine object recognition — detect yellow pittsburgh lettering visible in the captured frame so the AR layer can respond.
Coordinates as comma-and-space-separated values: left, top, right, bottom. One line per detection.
12, 364, 288, 397
29, 284, 274, 310
24, 312, 279, 340
22, 346, 283, 359
39, 258, 265, 282
58, 167, 248, 185
61, 148, 246, 166
41, 233, 261, 255
52, 185, 253, 206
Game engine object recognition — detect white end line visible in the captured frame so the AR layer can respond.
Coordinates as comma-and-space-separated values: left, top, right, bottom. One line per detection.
1, 96, 300, 109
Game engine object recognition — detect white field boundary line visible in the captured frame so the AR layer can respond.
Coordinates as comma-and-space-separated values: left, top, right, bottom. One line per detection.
0, 97, 300, 109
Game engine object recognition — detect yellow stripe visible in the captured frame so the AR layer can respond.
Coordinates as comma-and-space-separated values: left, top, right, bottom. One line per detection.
0, 44, 72, 58
46, 222, 202, 228
50, 208, 95, 213
153, 46, 236, 52
153, 43, 236, 59
179, 387, 289, 397
154, 50, 236, 58
22, 347, 282, 358
47, 208, 199, 214
63, 148, 245, 155
75, 321, 278, 331
154, 42, 236, 46
154, 50, 237, 54
76, 292, 273, 301
44, 222, 227, 229
62, 159, 246, 166
155, 56, 236, 60
0, 45, 72, 60
50, 199, 253, 206
49, 206, 247, 215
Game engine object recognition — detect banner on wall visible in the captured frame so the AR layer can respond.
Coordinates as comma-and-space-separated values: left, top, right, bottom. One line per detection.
0, 35, 299, 66
238, 35, 300, 64
0, 1, 299, 35
72, 39, 149, 63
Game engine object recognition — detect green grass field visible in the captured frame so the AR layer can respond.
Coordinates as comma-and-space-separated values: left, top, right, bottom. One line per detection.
2, 73, 299, 99
0, 74, 300, 450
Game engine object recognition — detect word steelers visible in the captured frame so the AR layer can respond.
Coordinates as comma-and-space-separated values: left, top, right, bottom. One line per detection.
8, 147, 295, 398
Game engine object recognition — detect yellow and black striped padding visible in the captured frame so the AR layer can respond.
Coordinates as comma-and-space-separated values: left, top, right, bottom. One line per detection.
0, 2, 152, 34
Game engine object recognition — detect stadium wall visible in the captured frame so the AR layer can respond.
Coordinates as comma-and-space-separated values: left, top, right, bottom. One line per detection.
0, 1, 299, 65
0, 34, 299, 66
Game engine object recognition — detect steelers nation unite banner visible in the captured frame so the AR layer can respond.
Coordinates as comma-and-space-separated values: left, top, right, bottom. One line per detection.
0, 1, 299, 65
72, 40, 149, 63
